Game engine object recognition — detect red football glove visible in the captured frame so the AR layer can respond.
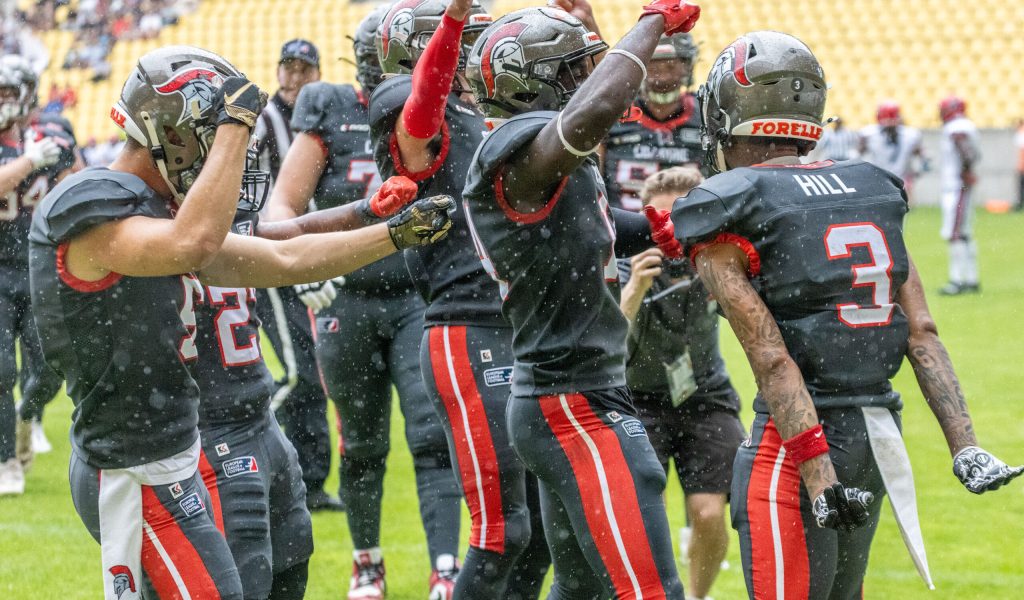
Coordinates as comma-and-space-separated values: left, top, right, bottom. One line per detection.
368, 176, 420, 218
643, 205, 683, 259
640, 0, 700, 35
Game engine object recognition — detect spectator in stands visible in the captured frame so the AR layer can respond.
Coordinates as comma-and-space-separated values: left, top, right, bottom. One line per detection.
1, 16, 50, 72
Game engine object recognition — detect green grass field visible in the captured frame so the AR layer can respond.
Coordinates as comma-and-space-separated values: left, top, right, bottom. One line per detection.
2, 207, 1023, 599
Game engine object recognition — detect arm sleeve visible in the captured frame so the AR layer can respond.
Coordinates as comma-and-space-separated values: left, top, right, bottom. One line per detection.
610, 206, 653, 257
401, 13, 465, 140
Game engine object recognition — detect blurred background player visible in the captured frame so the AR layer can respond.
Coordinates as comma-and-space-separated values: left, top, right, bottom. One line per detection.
370, 0, 556, 597
0, 55, 73, 496
811, 115, 859, 162
860, 101, 925, 199
464, 3, 701, 597
937, 95, 981, 296
602, 33, 702, 211
252, 38, 343, 511
265, 7, 466, 599
1015, 118, 1024, 211
618, 166, 744, 600
674, 32, 1022, 599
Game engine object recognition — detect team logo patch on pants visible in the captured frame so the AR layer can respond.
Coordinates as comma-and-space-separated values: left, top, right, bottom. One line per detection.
222, 456, 259, 478
179, 492, 206, 517
621, 419, 647, 438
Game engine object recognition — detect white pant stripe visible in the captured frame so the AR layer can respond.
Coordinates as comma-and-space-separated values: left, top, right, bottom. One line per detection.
142, 520, 193, 600
768, 445, 788, 600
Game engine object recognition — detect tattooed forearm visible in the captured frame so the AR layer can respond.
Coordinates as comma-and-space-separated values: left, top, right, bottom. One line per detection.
697, 244, 837, 496
908, 333, 977, 454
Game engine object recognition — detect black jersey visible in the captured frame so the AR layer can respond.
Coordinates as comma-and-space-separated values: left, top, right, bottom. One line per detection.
672, 159, 911, 411
603, 95, 702, 211
292, 81, 411, 295
0, 125, 77, 268
29, 168, 201, 469
193, 211, 275, 424
369, 75, 504, 325
464, 113, 627, 396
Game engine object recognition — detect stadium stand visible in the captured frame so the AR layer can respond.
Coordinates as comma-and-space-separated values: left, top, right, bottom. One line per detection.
18, 0, 1024, 141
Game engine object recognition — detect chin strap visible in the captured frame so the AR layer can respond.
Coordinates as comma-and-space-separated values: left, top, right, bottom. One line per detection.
140, 110, 184, 203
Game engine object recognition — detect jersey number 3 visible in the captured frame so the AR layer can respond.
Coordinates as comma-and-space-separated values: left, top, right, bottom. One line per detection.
824, 223, 894, 328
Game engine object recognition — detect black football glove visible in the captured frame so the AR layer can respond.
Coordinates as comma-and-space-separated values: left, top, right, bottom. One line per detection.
953, 446, 1024, 494
387, 195, 455, 249
212, 76, 268, 130
812, 483, 874, 531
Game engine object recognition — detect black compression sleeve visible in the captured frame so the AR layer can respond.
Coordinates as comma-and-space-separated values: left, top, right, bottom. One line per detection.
611, 207, 653, 258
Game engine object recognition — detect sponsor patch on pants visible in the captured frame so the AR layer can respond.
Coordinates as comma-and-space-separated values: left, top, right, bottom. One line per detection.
215, 442, 230, 456
621, 419, 647, 438
222, 456, 259, 478
167, 482, 184, 499
179, 493, 205, 517
482, 366, 513, 387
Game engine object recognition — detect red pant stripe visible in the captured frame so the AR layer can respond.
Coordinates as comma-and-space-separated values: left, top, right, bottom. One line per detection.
198, 451, 225, 535
428, 326, 505, 553
540, 393, 665, 600
140, 486, 222, 600
748, 419, 810, 600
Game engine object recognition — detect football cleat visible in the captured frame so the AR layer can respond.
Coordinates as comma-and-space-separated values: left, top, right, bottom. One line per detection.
15, 419, 33, 471
31, 420, 52, 454
0, 458, 25, 496
349, 549, 386, 600
428, 554, 459, 600
938, 282, 980, 296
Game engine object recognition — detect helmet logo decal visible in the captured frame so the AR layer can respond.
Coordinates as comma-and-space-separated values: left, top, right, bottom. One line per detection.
381, 0, 421, 60
481, 22, 528, 98
728, 39, 753, 86
154, 68, 219, 126
733, 118, 823, 141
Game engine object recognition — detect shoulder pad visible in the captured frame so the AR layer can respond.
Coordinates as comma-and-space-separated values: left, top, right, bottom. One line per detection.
670, 169, 758, 247
30, 168, 170, 245
368, 75, 411, 136
464, 112, 555, 198
292, 82, 359, 135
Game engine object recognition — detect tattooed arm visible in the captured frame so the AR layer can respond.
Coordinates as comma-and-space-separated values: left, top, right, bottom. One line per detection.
693, 243, 838, 498
898, 257, 977, 455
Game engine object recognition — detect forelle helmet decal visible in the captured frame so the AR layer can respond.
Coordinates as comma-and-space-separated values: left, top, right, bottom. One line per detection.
481, 22, 529, 97
732, 118, 823, 141
154, 68, 220, 125
381, 0, 421, 60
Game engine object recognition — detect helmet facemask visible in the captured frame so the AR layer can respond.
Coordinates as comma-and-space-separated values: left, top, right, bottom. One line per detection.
237, 147, 270, 213
0, 84, 22, 131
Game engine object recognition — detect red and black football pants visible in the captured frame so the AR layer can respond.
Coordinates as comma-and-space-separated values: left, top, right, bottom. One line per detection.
508, 388, 685, 600
422, 324, 551, 599
732, 409, 890, 600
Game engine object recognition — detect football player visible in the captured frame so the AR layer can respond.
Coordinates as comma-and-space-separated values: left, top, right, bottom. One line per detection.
463, 3, 700, 598
29, 46, 453, 599
0, 55, 71, 496
937, 95, 981, 295
370, 0, 556, 598
672, 33, 1022, 599
859, 101, 924, 197
603, 32, 702, 210
265, 6, 465, 599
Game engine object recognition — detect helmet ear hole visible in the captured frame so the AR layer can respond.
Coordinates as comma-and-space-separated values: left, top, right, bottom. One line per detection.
163, 125, 185, 147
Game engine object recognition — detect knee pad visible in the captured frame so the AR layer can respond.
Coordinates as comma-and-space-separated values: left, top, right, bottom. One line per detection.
411, 449, 453, 472
500, 508, 533, 558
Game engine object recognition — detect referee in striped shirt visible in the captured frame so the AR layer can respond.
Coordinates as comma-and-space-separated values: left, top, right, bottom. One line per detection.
253, 39, 345, 512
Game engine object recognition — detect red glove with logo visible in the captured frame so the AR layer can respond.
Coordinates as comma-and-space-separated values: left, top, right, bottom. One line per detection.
643, 205, 683, 259
368, 176, 420, 218
640, 0, 700, 35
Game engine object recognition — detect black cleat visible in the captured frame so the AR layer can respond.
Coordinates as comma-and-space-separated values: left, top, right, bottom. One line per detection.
306, 489, 346, 512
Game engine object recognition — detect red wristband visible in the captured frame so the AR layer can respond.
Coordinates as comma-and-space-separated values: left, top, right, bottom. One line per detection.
401, 12, 465, 139
782, 424, 829, 465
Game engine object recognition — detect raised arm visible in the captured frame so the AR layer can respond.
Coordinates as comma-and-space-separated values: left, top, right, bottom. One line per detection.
504, 2, 698, 208
897, 257, 1023, 493
264, 132, 328, 221
393, 0, 473, 174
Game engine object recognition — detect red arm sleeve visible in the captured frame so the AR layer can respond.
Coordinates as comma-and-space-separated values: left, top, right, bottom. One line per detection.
401, 13, 465, 140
